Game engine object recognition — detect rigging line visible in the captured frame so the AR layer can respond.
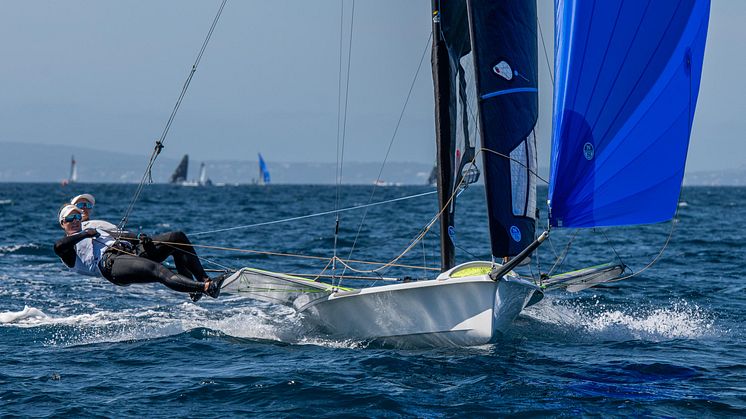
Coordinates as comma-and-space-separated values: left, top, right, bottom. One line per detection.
342, 30, 434, 270
342, 152, 480, 274
312, 257, 334, 282
153, 240, 440, 271
537, 11, 554, 86
336, 0, 355, 215
332, 0, 346, 271
600, 228, 627, 267
479, 148, 549, 185
333, 0, 356, 288
188, 189, 436, 236
159, 241, 234, 272
612, 214, 678, 282
117, 0, 227, 232
288, 272, 400, 281
547, 229, 578, 276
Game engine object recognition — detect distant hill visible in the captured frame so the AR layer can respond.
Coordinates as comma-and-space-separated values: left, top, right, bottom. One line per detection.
3, 142, 744, 186
0, 142, 434, 185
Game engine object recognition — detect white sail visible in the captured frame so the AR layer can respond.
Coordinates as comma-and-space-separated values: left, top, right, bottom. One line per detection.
69, 156, 78, 183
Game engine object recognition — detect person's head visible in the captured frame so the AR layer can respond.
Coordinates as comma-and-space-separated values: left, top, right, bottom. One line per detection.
58, 204, 83, 235
70, 194, 95, 221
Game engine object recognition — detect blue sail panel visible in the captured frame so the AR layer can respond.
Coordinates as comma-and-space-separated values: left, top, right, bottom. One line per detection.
468, 0, 539, 257
258, 153, 271, 184
548, 0, 710, 228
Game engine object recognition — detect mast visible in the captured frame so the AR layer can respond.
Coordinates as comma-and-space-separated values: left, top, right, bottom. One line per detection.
431, 0, 455, 271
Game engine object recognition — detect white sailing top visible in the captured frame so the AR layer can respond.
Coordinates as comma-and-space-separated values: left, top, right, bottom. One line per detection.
70, 229, 116, 277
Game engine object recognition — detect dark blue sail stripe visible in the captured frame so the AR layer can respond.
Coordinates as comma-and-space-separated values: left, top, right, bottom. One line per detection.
480, 87, 538, 100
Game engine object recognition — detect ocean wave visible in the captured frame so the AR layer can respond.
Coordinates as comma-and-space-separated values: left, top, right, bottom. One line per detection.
0, 199, 12, 205
0, 243, 44, 255
0, 305, 48, 324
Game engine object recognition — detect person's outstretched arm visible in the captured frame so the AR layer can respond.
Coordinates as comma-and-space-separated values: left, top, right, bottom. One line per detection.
54, 229, 99, 268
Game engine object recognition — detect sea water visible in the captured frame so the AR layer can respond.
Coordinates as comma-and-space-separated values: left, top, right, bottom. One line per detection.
0, 183, 744, 416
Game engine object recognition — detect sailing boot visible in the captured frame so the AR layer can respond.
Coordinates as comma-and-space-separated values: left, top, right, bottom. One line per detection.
189, 292, 203, 303
205, 272, 231, 299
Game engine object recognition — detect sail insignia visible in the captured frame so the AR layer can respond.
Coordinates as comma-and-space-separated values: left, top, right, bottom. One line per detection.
548, 0, 711, 228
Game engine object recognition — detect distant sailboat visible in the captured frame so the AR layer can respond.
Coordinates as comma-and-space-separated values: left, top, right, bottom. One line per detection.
62, 155, 78, 186
257, 153, 270, 185
197, 162, 212, 186
427, 165, 437, 186
170, 155, 189, 184
69, 156, 78, 183
182, 161, 213, 187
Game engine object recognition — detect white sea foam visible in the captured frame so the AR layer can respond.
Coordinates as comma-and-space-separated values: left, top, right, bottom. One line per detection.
0, 305, 48, 323
3, 297, 333, 347
0, 243, 39, 253
0, 199, 12, 205
523, 296, 717, 341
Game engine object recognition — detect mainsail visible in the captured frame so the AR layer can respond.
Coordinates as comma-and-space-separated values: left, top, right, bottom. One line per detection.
549, 0, 711, 228
432, 0, 539, 264
465, 1, 539, 258
170, 154, 189, 184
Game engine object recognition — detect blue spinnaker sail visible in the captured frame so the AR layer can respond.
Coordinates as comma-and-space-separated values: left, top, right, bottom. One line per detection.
468, 1, 539, 257
548, 0, 710, 228
258, 153, 270, 184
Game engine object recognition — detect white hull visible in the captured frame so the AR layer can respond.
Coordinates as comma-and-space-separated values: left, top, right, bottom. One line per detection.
222, 262, 541, 347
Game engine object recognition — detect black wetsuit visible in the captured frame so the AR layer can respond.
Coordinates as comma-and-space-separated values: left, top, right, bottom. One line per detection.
54, 230, 207, 294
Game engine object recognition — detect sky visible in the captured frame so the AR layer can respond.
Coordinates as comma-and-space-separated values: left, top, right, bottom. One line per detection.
0, 0, 744, 172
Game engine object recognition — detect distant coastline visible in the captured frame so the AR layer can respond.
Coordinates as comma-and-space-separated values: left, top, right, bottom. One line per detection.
1, 141, 744, 186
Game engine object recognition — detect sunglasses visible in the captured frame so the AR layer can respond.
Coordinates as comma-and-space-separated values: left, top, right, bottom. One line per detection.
63, 213, 82, 223
75, 202, 93, 209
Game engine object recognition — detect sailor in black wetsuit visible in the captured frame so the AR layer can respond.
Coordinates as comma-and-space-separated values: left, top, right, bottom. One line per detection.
54, 204, 226, 299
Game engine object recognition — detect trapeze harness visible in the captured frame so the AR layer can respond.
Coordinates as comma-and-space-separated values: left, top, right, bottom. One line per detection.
54, 229, 207, 293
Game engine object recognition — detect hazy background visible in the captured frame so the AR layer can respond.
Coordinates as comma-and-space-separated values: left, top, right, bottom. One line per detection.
0, 1, 743, 184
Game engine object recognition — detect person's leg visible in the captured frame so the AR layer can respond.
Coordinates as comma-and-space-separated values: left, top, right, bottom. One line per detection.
108, 254, 205, 293
150, 231, 208, 280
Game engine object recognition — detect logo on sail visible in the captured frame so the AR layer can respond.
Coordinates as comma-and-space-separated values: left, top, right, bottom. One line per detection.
447, 226, 456, 244
509, 226, 521, 242
493, 61, 513, 80
583, 142, 595, 160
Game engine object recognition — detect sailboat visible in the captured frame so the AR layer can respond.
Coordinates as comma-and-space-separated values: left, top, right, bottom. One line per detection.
257, 153, 270, 185
197, 162, 212, 186
183, 162, 212, 187
226, 1, 709, 346
170, 154, 189, 184
62, 155, 78, 186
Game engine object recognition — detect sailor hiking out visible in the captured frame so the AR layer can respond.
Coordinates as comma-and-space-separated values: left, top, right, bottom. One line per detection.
54, 204, 227, 300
